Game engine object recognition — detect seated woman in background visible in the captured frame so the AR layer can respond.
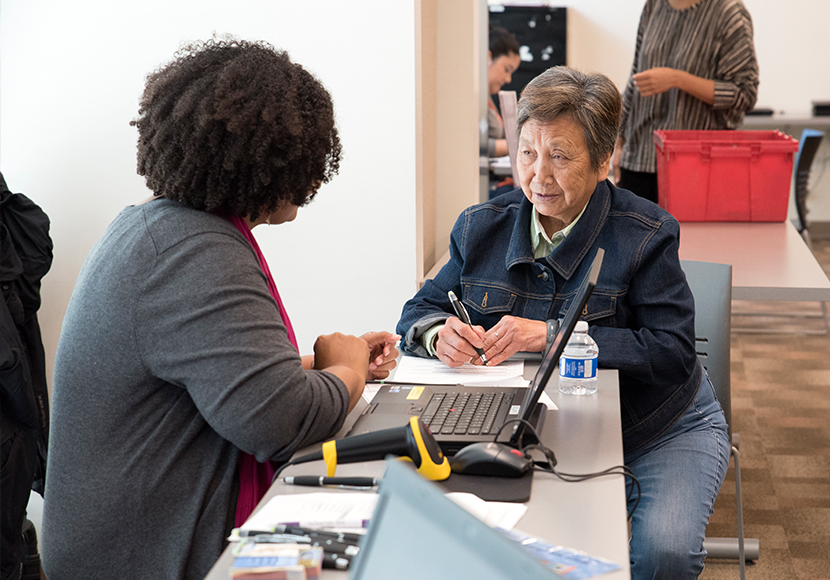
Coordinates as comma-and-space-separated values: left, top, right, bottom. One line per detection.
487, 25, 521, 159
487, 25, 521, 197
396, 66, 729, 580
43, 38, 398, 580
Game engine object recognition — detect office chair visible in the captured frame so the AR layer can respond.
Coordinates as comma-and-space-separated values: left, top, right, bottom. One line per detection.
681, 260, 758, 580
792, 129, 824, 244
792, 130, 830, 333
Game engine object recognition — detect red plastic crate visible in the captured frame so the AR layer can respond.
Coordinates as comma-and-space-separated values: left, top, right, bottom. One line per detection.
653, 130, 798, 222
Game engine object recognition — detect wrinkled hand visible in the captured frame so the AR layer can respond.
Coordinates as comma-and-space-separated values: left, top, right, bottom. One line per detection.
360, 331, 401, 380
435, 317, 487, 368
633, 67, 678, 97
482, 316, 547, 367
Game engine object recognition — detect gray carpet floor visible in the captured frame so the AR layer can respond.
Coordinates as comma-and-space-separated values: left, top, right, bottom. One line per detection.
701, 237, 830, 580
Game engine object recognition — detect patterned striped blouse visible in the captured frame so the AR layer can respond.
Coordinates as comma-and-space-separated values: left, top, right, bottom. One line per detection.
619, 0, 759, 174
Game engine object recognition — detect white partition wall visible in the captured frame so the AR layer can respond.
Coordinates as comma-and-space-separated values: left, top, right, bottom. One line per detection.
0, 0, 418, 364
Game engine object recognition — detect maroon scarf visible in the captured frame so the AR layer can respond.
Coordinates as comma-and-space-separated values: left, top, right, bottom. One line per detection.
228, 215, 298, 526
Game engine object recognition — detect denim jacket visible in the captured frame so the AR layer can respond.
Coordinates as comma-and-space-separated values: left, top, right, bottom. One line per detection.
396, 181, 701, 454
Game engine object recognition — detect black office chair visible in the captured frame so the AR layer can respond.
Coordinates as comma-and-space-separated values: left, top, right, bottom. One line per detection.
682, 260, 758, 580
792, 129, 824, 244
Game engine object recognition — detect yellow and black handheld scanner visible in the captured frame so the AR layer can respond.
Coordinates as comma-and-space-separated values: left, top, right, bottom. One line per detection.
291, 417, 451, 481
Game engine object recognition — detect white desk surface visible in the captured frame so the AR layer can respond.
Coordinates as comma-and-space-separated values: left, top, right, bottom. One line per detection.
678, 221, 830, 302
740, 113, 830, 130
205, 368, 631, 579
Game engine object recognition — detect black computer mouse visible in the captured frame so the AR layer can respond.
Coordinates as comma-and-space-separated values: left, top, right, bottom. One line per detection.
449, 442, 533, 477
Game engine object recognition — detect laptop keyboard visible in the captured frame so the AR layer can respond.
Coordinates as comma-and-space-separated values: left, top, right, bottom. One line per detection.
420, 392, 506, 435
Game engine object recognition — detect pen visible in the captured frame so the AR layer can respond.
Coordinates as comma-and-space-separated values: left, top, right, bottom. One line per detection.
247, 534, 360, 557
447, 290, 488, 365
274, 525, 363, 545
283, 476, 378, 489
233, 525, 363, 545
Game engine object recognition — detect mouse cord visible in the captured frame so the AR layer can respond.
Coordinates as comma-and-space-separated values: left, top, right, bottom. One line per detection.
493, 418, 641, 521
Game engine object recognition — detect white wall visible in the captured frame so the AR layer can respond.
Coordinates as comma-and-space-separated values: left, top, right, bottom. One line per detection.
497, 0, 830, 116
4, 0, 830, 398
0, 0, 417, 371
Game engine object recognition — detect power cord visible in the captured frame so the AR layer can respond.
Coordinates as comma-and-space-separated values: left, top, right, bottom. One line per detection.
494, 419, 641, 520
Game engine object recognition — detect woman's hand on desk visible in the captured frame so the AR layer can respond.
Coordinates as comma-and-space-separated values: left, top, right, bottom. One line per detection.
361, 331, 400, 380
313, 333, 370, 413
483, 316, 547, 367
435, 317, 487, 368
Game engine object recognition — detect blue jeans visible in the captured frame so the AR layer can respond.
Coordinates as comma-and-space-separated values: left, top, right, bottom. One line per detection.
625, 373, 729, 580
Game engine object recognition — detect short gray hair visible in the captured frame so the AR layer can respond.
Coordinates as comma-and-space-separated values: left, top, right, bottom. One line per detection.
517, 66, 621, 172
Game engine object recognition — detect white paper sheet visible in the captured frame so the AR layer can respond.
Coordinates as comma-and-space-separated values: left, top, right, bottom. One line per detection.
241, 492, 378, 532
445, 492, 527, 530
392, 356, 524, 385
364, 356, 558, 410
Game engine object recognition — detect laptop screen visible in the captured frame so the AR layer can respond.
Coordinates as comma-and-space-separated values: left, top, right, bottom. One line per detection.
349, 461, 556, 580
509, 248, 604, 445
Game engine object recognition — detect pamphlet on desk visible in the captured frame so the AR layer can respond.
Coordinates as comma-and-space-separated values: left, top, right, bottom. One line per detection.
349, 249, 604, 457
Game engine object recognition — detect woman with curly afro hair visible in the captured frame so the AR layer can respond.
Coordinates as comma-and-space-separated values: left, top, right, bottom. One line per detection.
42, 38, 399, 580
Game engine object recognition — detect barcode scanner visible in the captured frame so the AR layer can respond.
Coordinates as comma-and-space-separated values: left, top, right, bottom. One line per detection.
291, 416, 451, 481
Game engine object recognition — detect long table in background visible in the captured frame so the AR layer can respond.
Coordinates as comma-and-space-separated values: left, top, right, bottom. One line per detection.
426, 221, 830, 303
205, 367, 631, 579
679, 221, 830, 302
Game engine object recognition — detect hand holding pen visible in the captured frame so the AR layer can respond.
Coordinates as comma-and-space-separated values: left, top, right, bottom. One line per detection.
445, 291, 488, 366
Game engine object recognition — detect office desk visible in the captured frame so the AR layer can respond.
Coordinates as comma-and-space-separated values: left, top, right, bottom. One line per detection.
678, 221, 830, 302
205, 369, 631, 579
740, 113, 830, 133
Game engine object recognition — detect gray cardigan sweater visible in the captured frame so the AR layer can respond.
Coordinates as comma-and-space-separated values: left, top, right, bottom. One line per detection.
42, 199, 350, 580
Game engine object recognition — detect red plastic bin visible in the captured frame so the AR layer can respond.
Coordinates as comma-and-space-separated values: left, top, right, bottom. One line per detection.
653, 130, 798, 222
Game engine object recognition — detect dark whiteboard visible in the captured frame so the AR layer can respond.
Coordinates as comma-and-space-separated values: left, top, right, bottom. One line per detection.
489, 5, 567, 98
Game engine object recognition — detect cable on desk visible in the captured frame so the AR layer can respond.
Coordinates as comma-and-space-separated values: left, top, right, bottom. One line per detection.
271, 459, 300, 484
493, 419, 641, 521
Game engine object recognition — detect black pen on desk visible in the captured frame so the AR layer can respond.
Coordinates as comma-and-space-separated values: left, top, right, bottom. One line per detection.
283, 476, 378, 489
272, 524, 363, 545
240, 532, 360, 558
447, 290, 488, 365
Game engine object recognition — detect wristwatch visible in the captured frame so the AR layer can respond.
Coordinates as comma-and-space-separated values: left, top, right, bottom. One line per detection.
545, 319, 559, 354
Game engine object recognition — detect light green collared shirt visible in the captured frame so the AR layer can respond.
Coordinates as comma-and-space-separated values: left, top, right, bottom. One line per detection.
530, 204, 586, 258
422, 203, 587, 355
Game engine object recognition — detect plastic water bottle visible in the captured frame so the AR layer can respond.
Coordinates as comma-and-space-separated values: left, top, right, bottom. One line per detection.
559, 321, 598, 395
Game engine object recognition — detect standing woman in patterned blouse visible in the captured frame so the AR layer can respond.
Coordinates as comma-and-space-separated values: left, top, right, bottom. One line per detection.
612, 0, 759, 203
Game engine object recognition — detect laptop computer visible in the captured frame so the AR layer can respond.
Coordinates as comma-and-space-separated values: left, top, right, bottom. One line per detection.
348, 249, 604, 455
348, 459, 557, 580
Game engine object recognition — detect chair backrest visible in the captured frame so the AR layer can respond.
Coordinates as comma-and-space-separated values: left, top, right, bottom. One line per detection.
498, 90, 521, 186
793, 129, 824, 234
681, 260, 734, 439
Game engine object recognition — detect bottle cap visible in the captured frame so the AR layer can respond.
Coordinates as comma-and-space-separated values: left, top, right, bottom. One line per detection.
574, 320, 589, 332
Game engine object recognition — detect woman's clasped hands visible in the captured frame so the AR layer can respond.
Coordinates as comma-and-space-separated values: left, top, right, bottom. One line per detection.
435, 315, 546, 368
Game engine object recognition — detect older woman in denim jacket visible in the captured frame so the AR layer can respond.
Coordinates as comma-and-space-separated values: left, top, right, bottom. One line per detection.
396, 66, 729, 580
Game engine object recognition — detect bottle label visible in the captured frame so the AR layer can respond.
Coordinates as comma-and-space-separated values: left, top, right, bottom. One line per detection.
559, 357, 597, 379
